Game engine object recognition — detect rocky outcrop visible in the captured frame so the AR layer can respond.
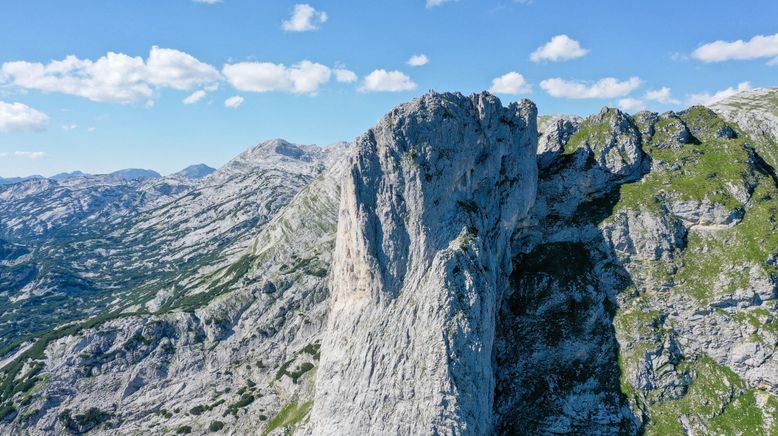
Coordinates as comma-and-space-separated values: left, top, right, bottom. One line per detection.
311, 92, 537, 435
712, 88, 778, 167
537, 114, 581, 170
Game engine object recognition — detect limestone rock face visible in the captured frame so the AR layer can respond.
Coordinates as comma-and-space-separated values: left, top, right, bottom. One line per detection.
311, 92, 538, 435
537, 115, 581, 170
712, 88, 778, 163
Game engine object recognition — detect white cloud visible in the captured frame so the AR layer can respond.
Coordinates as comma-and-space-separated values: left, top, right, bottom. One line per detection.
407, 54, 429, 67
87, 127, 96, 133
193, 0, 221, 3
7, 151, 48, 159
540, 76, 641, 99
223, 63, 288, 93
223, 60, 332, 95
488, 72, 532, 94
644, 87, 680, 105
0, 47, 220, 104
0, 101, 49, 133
692, 33, 778, 63
62, 124, 78, 131
282, 4, 328, 32
1, 53, 151, 103
687, 81, 752, 106
146, 46, 221, 90
426, 0, 457, 7
618, 98, 645, 112
334, 68, 357, 83
359, 70, 417, 92
224, 95, 244, 108
183, 90, 207, 104
530, 35, 589, 62
289, 61, 331, 94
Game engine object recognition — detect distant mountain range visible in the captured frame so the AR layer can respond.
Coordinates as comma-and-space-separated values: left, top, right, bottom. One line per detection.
0, 164, 217, 185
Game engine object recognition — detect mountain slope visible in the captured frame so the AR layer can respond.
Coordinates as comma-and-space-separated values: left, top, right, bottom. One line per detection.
0, 140, 344, 349
2, 89, 778, 434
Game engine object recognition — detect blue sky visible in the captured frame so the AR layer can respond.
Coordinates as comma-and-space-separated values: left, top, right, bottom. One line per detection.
1, 0, 777, 177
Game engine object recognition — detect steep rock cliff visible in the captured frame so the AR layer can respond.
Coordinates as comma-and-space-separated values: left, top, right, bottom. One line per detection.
311, 92, 537, 435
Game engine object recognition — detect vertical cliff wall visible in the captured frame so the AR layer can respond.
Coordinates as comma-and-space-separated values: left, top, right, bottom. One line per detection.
311, 92, 537, 434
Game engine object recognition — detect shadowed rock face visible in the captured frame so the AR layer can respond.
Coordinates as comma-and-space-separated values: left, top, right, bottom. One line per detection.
311, 92, 538, 435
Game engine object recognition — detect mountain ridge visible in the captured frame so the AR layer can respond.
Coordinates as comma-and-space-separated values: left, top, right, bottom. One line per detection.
1, 88, 778, 434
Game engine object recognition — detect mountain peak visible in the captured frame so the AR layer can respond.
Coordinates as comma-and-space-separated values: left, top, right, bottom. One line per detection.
110, 168, 161, 180
171, 164, 216, 179
49, 171, 87, 181
312, 91, 538, 434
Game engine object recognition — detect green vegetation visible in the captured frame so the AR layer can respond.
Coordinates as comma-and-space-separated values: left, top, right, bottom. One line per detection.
58, 407, 111, 432
670, 176, 778, 302
176, 425, 192, 434
605, 108, 778, 303
208, 420, 225, 432
275, 359, 315, 384
274, 359, 294, 381
643, 356, 768, 435
564, 111, 615, 155
613, 107, 751, 213
288, 363, 315, 383
302, 342, 321, 360
262, 401, 313, 436
224, 394, 255, 417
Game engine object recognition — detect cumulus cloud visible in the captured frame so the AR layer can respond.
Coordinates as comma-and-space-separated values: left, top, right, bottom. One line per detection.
618, 98, 645, 112
0, 101, 49, 133
407, 54, 430, 67
62, 124, 78, 131
223, 60, 332, 95
530, 35, 589, 62
692, 33, 778, 63
282, 4, 328, 32
488, 72, 532, 94
540, 76, 641, 99
193, 0, 221, 3
359, 70, 417, 92
0, 47, 220, 104
183, 90, 207, 104
1, 151, 48, 159
224, 95, 244, 108
146, 46, 221, 90
644, 87, 680, 105
334, 68, 358, 83
687, 81, 752, 106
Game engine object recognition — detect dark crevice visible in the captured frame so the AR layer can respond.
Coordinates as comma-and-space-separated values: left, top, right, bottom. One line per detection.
495, 183, 640, 435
